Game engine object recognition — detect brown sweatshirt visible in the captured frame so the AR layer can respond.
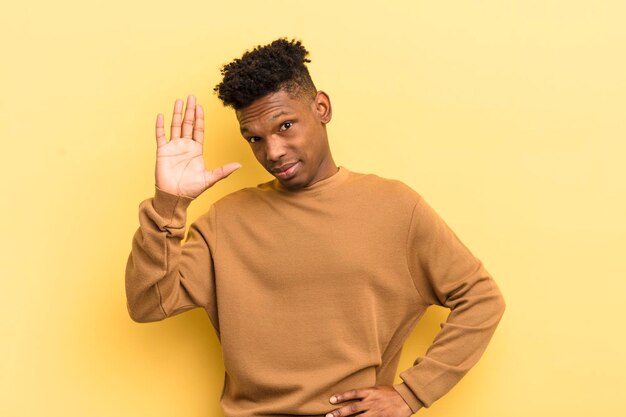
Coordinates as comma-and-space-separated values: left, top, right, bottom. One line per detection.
125, 167, 506, 416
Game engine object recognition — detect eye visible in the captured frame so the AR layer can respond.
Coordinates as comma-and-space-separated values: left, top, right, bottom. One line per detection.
279, 121, 293, 131
247, 137, 260, 143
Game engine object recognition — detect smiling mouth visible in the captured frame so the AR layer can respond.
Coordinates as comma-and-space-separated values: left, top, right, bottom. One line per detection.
272, 162, 299, 179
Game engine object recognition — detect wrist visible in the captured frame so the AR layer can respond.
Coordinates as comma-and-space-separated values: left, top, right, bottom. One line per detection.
392, 382, 425, 414
152, 185, 194, 223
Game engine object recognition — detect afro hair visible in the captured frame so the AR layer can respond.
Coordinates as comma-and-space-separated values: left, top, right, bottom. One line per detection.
213, 38, 317, 110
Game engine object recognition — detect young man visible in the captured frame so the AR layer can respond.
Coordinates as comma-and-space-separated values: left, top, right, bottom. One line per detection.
125, 38, 506, 417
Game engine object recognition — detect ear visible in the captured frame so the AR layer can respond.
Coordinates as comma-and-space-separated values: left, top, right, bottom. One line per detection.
313, 90, 332, 124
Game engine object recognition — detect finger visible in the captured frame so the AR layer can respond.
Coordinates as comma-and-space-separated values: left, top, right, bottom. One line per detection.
155, 113, 166, 147
330, 389, 367, 404
204, 163, 242, 189
170, 98, 184, 139
194, 104, 204, 144
324, 401, 365, 417
181, 95, 196, 139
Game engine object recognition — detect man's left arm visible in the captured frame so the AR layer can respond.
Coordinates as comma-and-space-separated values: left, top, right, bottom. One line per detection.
326, 196, 506, 416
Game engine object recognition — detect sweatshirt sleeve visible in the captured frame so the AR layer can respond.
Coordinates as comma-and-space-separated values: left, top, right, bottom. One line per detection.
392, 196, 506, 413
124, 186, 220, 333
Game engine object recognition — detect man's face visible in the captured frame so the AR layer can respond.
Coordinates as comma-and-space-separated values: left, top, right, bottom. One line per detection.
236, 89, 336, 190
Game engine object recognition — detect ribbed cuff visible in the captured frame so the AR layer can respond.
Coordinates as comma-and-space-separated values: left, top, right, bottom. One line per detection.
392, 382, 426, 414
152, 186, 194, 225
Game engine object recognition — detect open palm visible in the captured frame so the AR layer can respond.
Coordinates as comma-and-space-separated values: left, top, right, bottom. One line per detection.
155, 95, 241, 198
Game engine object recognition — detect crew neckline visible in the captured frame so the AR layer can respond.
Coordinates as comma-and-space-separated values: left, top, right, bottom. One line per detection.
270, 166, 351, 195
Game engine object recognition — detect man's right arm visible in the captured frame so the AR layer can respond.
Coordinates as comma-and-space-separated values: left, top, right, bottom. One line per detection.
125, 94, 239, 327
124, 186, 219, 325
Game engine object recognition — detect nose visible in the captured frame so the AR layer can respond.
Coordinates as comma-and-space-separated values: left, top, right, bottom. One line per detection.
264, 135, 287, 162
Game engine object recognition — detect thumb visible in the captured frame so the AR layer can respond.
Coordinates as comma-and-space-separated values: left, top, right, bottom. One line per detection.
204, 162, 242, 189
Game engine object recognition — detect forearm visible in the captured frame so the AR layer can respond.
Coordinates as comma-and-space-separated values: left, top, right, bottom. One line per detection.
124, 187, 197, 322
395, 196, 506, 410
394, 263, 506, 410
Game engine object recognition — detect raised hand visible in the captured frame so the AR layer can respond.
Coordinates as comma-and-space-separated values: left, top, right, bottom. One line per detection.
155, 95, 241, 198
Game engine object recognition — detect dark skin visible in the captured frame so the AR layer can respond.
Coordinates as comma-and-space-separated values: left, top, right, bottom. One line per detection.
155, 91, 413, 416
326, 386, 413, 417
236, 89, 338, 190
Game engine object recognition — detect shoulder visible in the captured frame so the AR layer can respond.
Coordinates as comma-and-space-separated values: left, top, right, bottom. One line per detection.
343, 169, 424, 206
212, 181, 273, 210
188, 184, 272, 230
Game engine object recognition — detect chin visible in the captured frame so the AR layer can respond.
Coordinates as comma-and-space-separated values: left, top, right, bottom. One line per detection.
279, 180, 304, 190
278, 176, 309, 190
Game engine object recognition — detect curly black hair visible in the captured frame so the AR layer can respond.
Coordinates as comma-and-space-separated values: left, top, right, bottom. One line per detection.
213, 38, 317, 110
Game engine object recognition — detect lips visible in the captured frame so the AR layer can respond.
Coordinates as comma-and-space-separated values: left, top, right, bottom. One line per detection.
271, 161, 299, 179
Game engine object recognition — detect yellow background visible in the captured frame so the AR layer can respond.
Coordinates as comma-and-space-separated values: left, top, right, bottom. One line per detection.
1, 1, 625, 416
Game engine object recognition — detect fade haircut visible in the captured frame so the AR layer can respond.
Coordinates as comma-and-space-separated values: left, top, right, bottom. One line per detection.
213, 38, 317, 110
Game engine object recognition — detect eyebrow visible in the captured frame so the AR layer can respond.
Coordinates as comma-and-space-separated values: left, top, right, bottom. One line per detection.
239, 111, 292, 134
270, 111, 290, 120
